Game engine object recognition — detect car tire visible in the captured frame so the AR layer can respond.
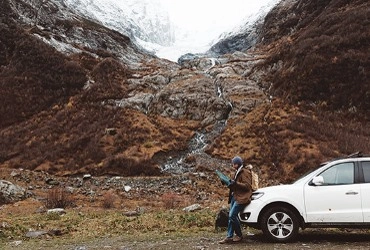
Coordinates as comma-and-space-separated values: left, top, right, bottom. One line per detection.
260, 206, 299, 242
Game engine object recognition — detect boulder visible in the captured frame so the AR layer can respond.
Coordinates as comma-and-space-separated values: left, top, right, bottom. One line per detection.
0, 180, 28, 204
215, 208, 229, 229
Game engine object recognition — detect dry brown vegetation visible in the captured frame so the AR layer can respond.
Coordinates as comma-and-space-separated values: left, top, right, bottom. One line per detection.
260, 0, 370, 114
101, 190, 117, 209
162, 192, 182, 209
44, 187, 74, 209
207, 100, 370, 183
0, 28, 86, 129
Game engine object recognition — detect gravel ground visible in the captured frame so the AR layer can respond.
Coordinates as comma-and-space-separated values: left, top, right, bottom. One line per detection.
3, 229, 370, 250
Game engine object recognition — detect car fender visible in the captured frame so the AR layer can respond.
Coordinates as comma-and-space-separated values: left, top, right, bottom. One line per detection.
240, 184, 306, 224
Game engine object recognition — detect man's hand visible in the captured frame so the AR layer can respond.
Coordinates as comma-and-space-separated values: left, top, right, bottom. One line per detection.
228, 180, 236, 188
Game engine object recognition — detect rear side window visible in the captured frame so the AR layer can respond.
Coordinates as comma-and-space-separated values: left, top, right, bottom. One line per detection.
361, 161, 370, 183
320, 162, 354, 185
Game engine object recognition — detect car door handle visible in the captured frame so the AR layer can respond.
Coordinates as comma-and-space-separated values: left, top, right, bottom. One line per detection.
345, 191, 359, 195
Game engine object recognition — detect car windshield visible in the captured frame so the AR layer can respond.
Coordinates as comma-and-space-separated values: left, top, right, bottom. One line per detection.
292, 163, 327, 184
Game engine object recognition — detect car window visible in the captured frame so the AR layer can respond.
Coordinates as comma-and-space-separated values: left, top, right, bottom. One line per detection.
361, 161, 370, 183
319, 162, 354, 185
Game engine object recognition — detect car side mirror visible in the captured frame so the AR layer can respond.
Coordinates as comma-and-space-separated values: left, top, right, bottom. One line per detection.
311, 176, 324, 186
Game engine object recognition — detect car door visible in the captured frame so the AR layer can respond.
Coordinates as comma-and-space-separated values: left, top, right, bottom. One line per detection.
360, 161, 370, 222
303, 162, 363, 222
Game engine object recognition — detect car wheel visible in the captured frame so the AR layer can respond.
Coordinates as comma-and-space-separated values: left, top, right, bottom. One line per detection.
260, 206, 299, 242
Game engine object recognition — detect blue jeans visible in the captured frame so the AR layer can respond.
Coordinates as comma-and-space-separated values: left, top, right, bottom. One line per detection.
227, 195, 245, 238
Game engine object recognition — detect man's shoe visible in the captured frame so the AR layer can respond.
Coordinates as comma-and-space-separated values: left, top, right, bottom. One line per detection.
233, 235, 243, 242
218, 237, 233, 244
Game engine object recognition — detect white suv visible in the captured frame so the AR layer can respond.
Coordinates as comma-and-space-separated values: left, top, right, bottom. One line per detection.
239, 153, 370, 242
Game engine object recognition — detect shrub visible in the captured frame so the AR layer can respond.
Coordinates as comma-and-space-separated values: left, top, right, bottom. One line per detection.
101, 190, 116, 209
161, 192, 180, 209
44, 188, 73, 209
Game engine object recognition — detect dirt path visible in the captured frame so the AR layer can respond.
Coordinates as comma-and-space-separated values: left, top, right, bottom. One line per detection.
111, 230, 370, 250
4, 229, 370, 250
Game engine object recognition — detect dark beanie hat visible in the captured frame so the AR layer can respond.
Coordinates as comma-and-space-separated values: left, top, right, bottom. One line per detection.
232, 156, 243, 166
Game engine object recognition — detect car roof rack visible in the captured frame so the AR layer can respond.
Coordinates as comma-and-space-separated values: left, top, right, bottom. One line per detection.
346, 151, 363, 158
320, 151, 369, 166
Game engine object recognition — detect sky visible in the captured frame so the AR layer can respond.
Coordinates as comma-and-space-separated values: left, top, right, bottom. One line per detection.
159, 0, 276, 31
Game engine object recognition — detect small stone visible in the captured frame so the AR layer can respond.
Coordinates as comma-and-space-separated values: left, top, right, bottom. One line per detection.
183, 204, 201, 212
124, 185, 131, 192
47, 208, 66, 215
83, 174, 92, 180
25, 230, 48, 238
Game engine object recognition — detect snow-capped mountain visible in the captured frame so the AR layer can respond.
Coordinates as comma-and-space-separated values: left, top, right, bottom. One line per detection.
61, 0, 280, 61
157, 0, 281, 61
62, 0, 174, 47
217, 0, 281, 42
209, 0, 281, 55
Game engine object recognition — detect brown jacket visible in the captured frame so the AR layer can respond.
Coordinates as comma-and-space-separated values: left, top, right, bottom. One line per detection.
229, 166, 253, 205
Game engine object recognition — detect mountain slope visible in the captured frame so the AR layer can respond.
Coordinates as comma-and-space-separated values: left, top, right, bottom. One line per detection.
206, 0, 370, 182
0, 0, 193, 176
260, 0, 370, 114
63, 0, 174, 46
0, 0, 369, 184
0, 0, 86, 128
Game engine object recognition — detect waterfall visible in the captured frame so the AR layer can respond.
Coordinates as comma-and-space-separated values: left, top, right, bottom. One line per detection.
160, 132, 207, 174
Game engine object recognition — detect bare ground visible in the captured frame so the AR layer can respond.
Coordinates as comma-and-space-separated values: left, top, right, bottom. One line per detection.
3, 229, 370, 250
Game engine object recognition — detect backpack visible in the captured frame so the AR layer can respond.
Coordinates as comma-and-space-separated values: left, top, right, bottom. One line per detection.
246, 164, 259, 191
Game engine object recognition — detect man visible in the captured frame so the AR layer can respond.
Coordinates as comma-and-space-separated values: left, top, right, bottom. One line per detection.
219, 156, 253, 244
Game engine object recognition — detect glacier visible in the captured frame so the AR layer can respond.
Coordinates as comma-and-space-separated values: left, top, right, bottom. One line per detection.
62, 0, 281, 62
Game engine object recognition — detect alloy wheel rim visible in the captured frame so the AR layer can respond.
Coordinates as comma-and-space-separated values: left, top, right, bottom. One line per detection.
266, 212, 294, 239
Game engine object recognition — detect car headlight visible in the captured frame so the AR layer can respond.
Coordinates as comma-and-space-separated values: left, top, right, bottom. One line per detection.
251, 192, 264, 200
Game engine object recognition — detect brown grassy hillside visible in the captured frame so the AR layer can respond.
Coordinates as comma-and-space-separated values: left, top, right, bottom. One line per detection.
0, 24, 86, 129
207, 100, 370, 183
0, 0, 198, 176
0, 0, 369, 183
207, 0, 370, 183
261, 0, 370, 114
